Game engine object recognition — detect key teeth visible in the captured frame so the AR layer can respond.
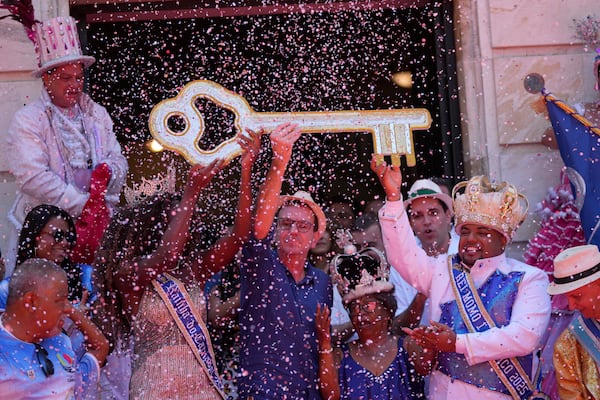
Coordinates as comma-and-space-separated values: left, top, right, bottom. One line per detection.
374, 154, 385, 166
391, 154, 401, 167
405, 152, 416, 167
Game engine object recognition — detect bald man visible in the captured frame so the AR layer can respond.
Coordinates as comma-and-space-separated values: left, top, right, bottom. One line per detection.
0, 259, 108, 398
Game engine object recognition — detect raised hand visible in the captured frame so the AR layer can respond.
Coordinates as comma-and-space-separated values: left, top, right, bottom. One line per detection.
72, 163, 112, 264
187, 158, 226, 191
269, 122, 302, 162
316, 304, 332, 348
316, 303, 340, 400
253, 122, 301, 240
90, 163, 111, 199
370, 155, 402, 201
239, 128, 263, 169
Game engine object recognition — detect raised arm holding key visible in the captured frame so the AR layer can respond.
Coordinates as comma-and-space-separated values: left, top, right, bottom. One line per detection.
371, 156, 551, 400
237, 122, 333, 400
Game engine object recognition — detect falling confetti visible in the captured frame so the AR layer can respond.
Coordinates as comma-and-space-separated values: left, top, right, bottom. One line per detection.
83, 4, 459, 226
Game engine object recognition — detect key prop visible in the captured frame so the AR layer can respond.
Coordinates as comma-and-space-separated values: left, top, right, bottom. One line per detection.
149, 80, 432, 167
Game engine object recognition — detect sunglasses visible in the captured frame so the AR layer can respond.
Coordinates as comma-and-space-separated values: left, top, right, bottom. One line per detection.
42, 229, 76, 244
34, 343, 55, 377
276, 218, 314, 233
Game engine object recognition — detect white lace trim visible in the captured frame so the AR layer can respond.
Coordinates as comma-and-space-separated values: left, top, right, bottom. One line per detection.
42, 89, 91, 169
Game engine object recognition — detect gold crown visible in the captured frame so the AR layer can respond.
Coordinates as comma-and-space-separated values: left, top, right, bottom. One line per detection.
452, 176, 528, 241
123, 164, 177, 205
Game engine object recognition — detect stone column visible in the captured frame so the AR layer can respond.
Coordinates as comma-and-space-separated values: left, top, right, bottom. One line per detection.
453, 0, 490, 178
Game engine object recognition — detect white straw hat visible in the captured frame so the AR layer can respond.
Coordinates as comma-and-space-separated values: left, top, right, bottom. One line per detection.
279, 190, 326, 237
548, 244, 600, 295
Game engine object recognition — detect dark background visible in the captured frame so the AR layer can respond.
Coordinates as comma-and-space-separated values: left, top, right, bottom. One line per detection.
75, 1, 462, 226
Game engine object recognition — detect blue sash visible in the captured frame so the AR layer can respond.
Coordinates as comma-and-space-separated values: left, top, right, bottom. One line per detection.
448, 257, 536, 400
569, 313, 600, 366
152, 273, 225, 399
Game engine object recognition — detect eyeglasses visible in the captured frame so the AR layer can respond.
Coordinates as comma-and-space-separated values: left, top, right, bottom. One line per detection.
276, 218, 314, 233
349, 300, 379, 314
34, 343, 55, 377
42, 229, 76, 244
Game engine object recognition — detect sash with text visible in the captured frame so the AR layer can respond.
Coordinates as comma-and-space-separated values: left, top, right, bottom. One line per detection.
153, 273, 226, 399
448, 256, 544, 400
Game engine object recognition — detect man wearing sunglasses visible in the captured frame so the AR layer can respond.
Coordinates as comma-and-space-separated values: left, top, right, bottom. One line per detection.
237, 123, 333, 400
0, 258, 108, 399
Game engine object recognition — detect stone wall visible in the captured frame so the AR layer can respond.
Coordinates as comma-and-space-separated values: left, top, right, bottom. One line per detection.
455, 0, 598, 255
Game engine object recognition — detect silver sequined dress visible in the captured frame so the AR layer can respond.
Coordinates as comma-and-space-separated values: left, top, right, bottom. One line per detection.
130, 283, 220, 400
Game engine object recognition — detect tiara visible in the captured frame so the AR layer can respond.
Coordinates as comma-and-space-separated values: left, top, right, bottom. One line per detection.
123, 163, 177, 205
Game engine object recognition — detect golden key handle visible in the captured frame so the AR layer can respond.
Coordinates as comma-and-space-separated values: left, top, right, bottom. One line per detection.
149, 80, 432, 167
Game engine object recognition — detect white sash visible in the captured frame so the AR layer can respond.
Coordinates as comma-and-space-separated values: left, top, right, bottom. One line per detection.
152, 273, 226, 399
447, 258, 547, 400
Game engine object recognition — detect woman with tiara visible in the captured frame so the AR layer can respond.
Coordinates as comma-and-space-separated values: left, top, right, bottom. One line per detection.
93, 131, 260, 399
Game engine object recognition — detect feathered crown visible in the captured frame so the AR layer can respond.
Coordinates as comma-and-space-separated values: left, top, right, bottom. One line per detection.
0, 0, 37, 41
329, 229, 393, 304
452, 176, 529, 241
0, 2, 95, 77
123, 164, 177, 205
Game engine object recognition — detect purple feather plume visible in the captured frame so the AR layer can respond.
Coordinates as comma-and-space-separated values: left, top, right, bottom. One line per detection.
0, 0, 38, 43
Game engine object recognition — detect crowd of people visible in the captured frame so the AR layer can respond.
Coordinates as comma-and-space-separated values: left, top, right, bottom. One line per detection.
2, 10, 600, 400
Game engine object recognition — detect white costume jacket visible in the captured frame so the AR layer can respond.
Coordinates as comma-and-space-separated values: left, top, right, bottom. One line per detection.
7, 89, 127, 228
379, 199, 551, 399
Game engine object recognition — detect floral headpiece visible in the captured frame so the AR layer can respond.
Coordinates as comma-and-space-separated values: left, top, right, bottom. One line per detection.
452, 176, 528, 242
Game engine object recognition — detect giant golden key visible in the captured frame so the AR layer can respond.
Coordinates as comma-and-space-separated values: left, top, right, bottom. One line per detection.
149, 80, 431, 167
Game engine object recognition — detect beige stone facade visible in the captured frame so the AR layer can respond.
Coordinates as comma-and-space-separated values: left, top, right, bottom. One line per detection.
455, 0, 598, 251
0, 0, 597, 257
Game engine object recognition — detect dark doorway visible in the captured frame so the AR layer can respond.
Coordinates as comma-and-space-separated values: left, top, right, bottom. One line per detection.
75, 0, 462, 215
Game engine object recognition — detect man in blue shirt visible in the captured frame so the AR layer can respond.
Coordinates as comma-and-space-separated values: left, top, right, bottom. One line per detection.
238, 123, 333, 399
0, 258, 108, 399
